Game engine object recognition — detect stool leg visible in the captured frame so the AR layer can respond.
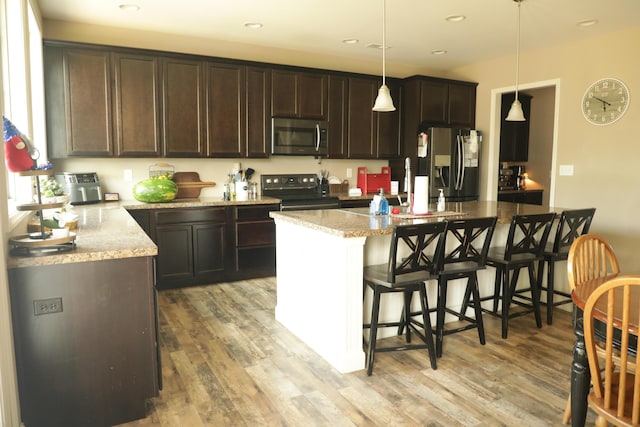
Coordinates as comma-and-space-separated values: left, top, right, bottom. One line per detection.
367, 286, 381, 376
403, 290, 413, 343
418, 284, 437, 370
460, 280, 473, 321
470, 272, 486, 345
502, 268, 515, 339
528, 263, 543, 328
436, 277, 448, 358
546, 259, 555, 325
493, 267, 502, 314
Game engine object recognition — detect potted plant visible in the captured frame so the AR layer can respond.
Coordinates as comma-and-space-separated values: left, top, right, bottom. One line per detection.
39, 177, 66, 203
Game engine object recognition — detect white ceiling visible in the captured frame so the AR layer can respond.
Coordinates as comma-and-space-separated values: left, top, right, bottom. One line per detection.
35, 0, 640, 74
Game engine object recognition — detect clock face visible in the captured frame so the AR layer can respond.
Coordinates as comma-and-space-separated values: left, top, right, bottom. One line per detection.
582, 78, 630, 125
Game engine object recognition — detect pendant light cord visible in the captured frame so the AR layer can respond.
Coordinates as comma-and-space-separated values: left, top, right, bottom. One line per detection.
514, 0, 521, 101
382, 0, 387, 86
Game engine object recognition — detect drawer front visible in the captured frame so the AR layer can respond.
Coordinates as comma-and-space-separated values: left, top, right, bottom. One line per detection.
236, 221, 276, 246
235, 204, 279, 222
154, 207, 227, 225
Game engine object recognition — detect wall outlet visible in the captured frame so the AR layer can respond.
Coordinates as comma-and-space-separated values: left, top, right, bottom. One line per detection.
33, 297, 63, 315
559, 165, 574, 176
346, 168, 352, 178
123, 169, 133, 182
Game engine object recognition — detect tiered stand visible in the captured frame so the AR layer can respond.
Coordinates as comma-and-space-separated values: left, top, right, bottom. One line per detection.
9, 170, 76, 256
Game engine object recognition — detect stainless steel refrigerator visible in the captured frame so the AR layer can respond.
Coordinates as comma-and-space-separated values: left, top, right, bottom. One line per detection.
416, 127, 482, 201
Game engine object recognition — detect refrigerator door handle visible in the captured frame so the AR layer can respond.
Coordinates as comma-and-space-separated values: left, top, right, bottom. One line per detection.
454, 135, 462, 190
459, 134, 466, 190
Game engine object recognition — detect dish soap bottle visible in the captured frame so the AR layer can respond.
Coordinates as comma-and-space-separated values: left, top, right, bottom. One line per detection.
437, 189, 446, 212
378, 188, 389, 215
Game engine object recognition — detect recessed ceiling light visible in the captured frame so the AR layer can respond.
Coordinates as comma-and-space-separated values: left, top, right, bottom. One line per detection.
342, 38, 359, 44
577, 19, 598, 27
445, 15, 466, 22
244, 22, 263, 29
367, 43, 391, 50
431, 50, 447, 55
118, 4, 140, 12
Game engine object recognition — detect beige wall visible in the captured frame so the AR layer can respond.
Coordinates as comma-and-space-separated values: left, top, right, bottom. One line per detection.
453, 26, 640, 271
43, 20, 640, 271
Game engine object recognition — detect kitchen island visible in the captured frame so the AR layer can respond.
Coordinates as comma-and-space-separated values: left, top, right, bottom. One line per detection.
270, 201, 567, 373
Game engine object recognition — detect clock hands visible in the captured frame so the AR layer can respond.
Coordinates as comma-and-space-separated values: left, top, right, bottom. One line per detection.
593, 96, 611, 112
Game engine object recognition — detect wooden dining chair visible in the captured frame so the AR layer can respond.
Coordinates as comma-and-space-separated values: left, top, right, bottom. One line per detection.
583, 275, 640, 427
562, 233, 621, 425
567, 233, 620, 292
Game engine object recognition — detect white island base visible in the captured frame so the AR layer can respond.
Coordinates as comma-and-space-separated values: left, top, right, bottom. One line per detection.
274, 220, 367, 373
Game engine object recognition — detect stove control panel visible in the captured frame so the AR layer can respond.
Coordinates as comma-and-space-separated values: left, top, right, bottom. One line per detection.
261, 174, 318, 191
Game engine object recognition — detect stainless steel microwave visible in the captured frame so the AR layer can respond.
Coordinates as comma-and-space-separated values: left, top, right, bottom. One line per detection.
271, 118, 328, 156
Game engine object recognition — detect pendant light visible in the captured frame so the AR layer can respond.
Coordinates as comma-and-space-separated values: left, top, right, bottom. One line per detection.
505, 0, 526, 121
372, 0, 396, 112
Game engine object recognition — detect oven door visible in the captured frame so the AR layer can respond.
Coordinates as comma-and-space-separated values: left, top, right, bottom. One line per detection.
280, 197, 341, 211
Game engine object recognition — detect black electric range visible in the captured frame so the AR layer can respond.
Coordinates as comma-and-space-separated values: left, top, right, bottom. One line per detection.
261, 174, 340, 211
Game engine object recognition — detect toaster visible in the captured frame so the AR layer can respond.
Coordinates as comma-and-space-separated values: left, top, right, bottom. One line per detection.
56, 172, 102, 205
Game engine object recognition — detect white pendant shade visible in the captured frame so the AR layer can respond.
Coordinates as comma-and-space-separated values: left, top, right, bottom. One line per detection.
506, 0, 526, 122
373, 84, 396, 112
505, 98, 526, 121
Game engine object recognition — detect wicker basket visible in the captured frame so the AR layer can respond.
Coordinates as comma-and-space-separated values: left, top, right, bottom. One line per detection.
329, 182, 349, 195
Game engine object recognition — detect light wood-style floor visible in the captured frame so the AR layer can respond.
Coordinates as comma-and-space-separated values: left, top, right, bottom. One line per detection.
119, 277, 595, 427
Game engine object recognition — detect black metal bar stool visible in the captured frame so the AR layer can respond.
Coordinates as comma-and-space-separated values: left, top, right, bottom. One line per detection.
481, 212, 556, 339
435, 216, 498, 357
362, 221, 447, 376
537, 208, 596, 324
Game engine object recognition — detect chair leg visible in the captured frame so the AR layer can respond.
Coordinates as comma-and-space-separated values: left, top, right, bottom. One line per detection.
546, 260, 555, 325
493, 267, 502, 314
528, 264, 543, 328
562, 392, 571, 424
418, 284, 437, 370
366, 285, 381, 376
460, 279, 472, 321
403, 290, 413, 343
436, 277, 448, 358
502, 268, 516, 339
470, 273, 486, 346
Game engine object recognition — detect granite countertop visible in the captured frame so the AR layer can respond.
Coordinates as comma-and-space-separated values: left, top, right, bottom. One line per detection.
121, 196, 282, 210
270, 200, 566, 239
7, 204, 157, 269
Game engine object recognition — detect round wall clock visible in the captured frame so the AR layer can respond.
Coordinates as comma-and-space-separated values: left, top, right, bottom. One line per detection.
581, 77, 630, 125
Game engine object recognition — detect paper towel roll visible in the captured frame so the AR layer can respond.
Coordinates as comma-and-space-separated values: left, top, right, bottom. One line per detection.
412, 176, 429, 214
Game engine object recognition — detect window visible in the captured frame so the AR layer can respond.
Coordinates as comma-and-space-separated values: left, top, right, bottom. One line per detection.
2, 0, 46, 211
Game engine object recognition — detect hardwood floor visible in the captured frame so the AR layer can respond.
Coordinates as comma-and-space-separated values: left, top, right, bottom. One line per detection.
119, 277, 594, 426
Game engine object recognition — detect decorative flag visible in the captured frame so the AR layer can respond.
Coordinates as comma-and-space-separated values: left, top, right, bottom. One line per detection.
3, 116, 35, 172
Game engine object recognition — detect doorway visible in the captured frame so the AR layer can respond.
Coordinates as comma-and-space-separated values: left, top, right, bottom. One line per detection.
486, 79, 560, 206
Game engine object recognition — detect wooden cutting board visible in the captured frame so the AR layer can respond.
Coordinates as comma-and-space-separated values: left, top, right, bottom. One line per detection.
173, 172, 216, 198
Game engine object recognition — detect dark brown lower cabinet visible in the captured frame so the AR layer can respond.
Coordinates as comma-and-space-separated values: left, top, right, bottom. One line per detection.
8, 256, 159, 427
497, 190, 543, 205
129, 203, 278, 289
153, 207, 228, 289
232, 204, 278, 279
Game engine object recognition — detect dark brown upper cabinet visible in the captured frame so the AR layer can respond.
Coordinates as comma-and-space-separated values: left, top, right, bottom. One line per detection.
403, 76, 477, 128
112, 52, 161, 156
205, 62, 245, 157
346, 76, 401, 159
376, 81, 401, 159
327, 75, 348, 158
162, 57, 206, 157
271, 69, 328, 120
499, 92, 532, 162
245, 67, 271, 158
45, 46, 114, 158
